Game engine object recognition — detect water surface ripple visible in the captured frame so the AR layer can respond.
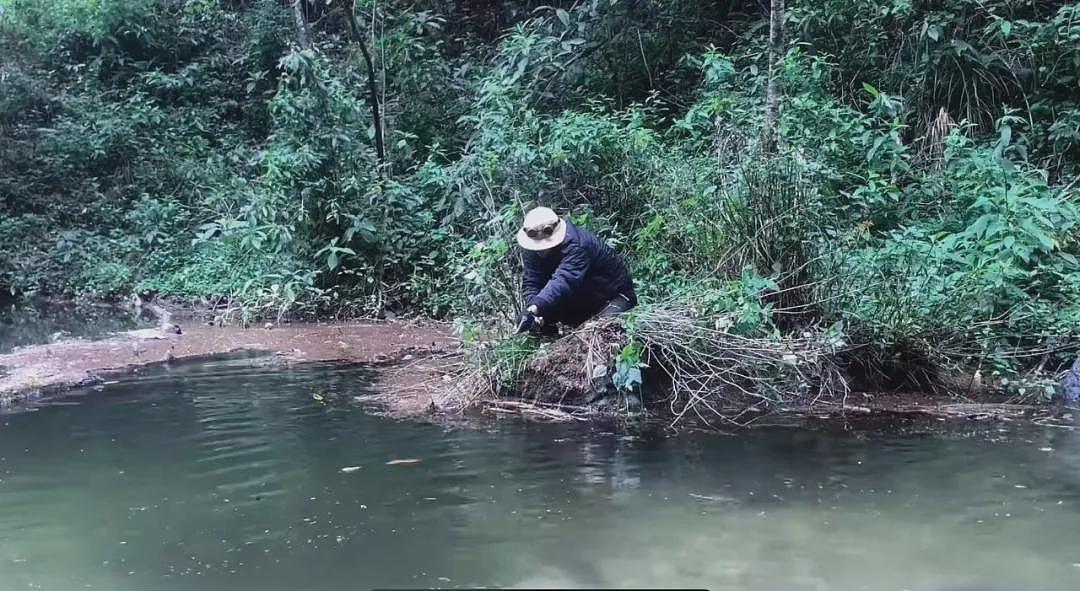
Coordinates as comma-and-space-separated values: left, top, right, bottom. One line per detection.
1, 358, 1079, 591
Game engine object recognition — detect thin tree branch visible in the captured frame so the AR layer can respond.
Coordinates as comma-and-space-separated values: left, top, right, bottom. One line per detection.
347, 7, 387, 173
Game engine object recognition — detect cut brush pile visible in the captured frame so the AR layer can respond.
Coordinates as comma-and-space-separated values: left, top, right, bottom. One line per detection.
439, 319, 630, 419
442, 305, 851, 426
629, 305, 849, 425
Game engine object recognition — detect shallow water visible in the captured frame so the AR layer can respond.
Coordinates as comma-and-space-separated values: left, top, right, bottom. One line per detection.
1, 359, 1079, 591
0, 302, 154, 353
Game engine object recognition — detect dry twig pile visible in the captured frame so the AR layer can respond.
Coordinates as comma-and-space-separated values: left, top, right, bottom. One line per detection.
630, 306, 848, 425
442, 305, 850, 426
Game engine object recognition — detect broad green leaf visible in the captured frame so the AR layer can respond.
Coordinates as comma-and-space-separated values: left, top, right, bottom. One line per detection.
966, 214, 993, 238
509, 56, 529, 83
868, 135, 888, 161
1020, 219, 1054, 251
995, 125, 1012, 154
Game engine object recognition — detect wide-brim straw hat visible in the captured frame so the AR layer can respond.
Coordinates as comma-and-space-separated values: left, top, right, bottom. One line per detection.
516, 206, 568, 251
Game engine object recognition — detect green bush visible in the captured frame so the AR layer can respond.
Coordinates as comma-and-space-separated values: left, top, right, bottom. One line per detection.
1, 0, 1079, 391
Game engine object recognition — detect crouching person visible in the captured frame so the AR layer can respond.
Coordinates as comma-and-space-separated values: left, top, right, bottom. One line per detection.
515, 206, 636, 335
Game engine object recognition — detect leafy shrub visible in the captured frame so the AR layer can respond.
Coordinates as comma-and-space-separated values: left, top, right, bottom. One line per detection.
1, 0, 1079, 398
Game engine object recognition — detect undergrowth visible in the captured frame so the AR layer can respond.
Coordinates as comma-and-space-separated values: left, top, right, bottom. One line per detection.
3, 1, 1080, 410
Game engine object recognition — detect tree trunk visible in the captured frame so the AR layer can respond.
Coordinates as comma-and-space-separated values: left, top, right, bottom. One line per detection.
292, 0, 311, 49
345, 7, 391, 313
347, 10, 387, 174
760, 0, 785, 154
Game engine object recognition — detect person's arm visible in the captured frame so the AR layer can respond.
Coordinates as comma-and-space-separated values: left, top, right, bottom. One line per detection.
530, 244, 590, 316
521, 250, 549, 306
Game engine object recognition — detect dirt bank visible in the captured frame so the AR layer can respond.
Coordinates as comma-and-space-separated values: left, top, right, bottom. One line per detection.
1, 318, 1072, 429
0, 321, 458, 407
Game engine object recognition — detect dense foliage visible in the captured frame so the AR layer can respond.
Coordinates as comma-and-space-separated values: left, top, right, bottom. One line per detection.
2, 0, 1079, 394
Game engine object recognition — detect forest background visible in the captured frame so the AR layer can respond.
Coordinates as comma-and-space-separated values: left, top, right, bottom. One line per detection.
3, 0, 1080, 401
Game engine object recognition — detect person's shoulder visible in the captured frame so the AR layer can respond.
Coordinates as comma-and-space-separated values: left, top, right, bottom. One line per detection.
564, 219, 592, 241
566, 221, 605, 250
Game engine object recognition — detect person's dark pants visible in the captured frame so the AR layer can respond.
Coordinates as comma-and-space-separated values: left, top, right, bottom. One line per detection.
532, 291, 636, 335
596, 293, 635, 318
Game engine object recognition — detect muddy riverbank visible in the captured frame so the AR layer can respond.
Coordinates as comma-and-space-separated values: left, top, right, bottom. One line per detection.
0, 321, 459, 410
1, 314, 1072, 428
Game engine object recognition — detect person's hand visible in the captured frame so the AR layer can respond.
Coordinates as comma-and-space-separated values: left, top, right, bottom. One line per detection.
527, 305, 544, 327
516, 308, 536, 333
516, 305, 544, 333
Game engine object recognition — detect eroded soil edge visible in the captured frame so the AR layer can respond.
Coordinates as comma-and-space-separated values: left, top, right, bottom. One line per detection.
0, 322, 458, 410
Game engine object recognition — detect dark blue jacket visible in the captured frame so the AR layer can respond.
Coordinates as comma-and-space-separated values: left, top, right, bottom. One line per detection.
521, 220, 635, 323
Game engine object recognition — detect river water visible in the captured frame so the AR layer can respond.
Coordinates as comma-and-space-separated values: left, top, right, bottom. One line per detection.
0, 302, 153, 354
1, 357, 1079, 591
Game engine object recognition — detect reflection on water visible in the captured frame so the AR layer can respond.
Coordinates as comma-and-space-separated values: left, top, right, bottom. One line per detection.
0, 301, 154, 353
1, 358, 1079, 591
